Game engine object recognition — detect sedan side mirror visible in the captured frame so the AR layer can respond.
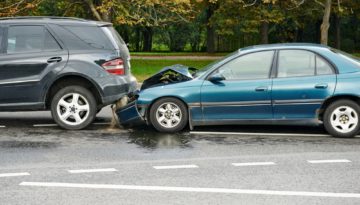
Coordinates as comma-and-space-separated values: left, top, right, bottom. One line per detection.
208, 73, 226, 82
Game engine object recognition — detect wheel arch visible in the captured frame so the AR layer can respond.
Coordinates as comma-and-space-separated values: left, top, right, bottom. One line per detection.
45, 74, 103, 109
318, 95, 360, 121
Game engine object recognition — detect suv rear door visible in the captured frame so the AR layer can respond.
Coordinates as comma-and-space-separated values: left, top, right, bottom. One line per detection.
0, 24, 68, 109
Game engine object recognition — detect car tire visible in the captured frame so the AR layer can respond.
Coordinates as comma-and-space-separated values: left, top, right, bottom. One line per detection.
51, 86, 97, 130
324, 99, 360, 138
149, 98, 188, 133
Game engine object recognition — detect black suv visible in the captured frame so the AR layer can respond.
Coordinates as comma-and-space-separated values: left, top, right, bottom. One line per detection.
0, 17, 137, 129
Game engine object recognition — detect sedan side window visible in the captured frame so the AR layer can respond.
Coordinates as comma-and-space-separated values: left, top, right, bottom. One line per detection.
316, 55, 334, 75
7, 26, 60, 54
215, 51, 274, 80
278, 50, 315, 78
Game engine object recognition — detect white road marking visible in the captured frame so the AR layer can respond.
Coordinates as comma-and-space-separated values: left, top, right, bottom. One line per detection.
33, 124, 58, 127
0, 125, 5, 128
68, 168, 118, 174
19, 182, 360, 198
190, 131, 360, 138
0, 172, 30, 177
307, 159, 351, 164
232, 162, 276, 167
153, 164, 199, 170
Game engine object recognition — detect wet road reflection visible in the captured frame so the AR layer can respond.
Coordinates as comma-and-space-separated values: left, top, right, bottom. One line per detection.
0, 124, 360, 152
128, 129, 192, 149
0, 140, 59, 149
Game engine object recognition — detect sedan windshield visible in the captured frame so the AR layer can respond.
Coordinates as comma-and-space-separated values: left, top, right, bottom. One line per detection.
193, 50, 240, 78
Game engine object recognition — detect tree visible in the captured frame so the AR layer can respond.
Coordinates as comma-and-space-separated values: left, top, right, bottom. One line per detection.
316, 0, 332, 45
0, 0, 43, 17
110, 0, 193, 51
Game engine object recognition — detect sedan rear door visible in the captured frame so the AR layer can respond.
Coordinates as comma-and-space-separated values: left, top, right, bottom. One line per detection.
272, 49, 336, 120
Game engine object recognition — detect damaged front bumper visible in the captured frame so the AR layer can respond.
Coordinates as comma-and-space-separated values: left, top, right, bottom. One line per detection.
116, 64, 195, 127
116, 99, 148, 126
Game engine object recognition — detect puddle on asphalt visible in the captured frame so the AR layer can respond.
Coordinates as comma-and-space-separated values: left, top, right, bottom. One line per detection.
127, 129, 192, 149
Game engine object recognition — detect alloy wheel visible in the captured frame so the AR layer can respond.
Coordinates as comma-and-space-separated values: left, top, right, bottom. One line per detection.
155, 102, 182, 128
330, 106, 359, 134
56, 93, 90, 126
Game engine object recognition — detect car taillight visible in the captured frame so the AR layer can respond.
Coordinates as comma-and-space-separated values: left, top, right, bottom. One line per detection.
102, 58, 125, 75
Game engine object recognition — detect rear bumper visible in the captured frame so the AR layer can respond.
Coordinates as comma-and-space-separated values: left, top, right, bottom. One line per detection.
101, 76, 138, 105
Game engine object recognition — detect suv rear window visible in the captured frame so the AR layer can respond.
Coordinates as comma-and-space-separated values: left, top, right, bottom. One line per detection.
0, 27, 3, 52
63, 26, 114, 50
101, 26, 126, 50
7, 26, 61, 54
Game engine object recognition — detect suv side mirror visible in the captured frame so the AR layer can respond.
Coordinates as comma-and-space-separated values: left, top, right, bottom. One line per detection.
208, 73, 225, 82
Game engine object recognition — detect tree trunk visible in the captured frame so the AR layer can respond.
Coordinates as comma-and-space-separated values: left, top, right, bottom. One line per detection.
334, 14, 341, 49
260, 21, 269, 44
101, 12, 111, 22
206, 1, 216, 53
85, 0, 103, 21
320, 0, 332, 45
134, 27, 141, 52
297, 28, 304, 42
142, 27, 153, 52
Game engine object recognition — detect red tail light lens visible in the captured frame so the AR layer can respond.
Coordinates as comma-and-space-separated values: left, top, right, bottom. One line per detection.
102, 58, 125, 75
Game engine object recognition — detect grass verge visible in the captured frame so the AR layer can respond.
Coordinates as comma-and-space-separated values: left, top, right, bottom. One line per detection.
131, 59, 214, 82
131, 53, 359, 82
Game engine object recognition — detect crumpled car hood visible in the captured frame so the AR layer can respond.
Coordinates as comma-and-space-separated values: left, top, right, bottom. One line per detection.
141, 64, 195, 90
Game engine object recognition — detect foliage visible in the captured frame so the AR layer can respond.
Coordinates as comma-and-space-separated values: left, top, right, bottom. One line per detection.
0, 0, 43, 17
0, 0, 359, 52
99, 0, 194, 26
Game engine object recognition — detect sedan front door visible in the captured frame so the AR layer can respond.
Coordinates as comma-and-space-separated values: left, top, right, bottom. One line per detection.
200, 50, 275, 123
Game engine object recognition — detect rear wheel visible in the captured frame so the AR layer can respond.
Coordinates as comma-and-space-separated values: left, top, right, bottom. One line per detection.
51, 86, 97, 130
324, 100, 360, 138
149, 98, 188, 133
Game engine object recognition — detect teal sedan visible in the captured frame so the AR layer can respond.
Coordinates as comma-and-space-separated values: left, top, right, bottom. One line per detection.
118, 43, 360, 138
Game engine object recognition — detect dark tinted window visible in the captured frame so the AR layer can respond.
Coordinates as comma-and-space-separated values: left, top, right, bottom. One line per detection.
44, 30, 61, 50
101, 27, 126, 49
216, 51, 274, 80
63, 26, 114, 50
0, 27, 3, 48
278, 50, 315, 78
7, 26, 60, 54
316, 56, 333, 75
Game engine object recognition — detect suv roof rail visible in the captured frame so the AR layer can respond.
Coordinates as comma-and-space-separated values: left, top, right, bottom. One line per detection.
0, 16, 88, 21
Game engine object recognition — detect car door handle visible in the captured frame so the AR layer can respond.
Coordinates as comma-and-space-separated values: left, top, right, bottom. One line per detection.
255, 86, 268, 92
47, 57, 62, 63
315, 84, 328, 89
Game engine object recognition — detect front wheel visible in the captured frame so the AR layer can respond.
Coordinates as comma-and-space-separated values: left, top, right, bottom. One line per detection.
324, 100, 360, 138
51, 86, 97, 130
149, 98, 188, 133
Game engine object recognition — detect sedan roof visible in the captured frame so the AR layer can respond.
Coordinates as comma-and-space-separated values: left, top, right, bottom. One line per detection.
239, 43, 329, 53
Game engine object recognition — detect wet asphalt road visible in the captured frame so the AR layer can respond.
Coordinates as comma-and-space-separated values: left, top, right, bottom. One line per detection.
1, 107, 360, 205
